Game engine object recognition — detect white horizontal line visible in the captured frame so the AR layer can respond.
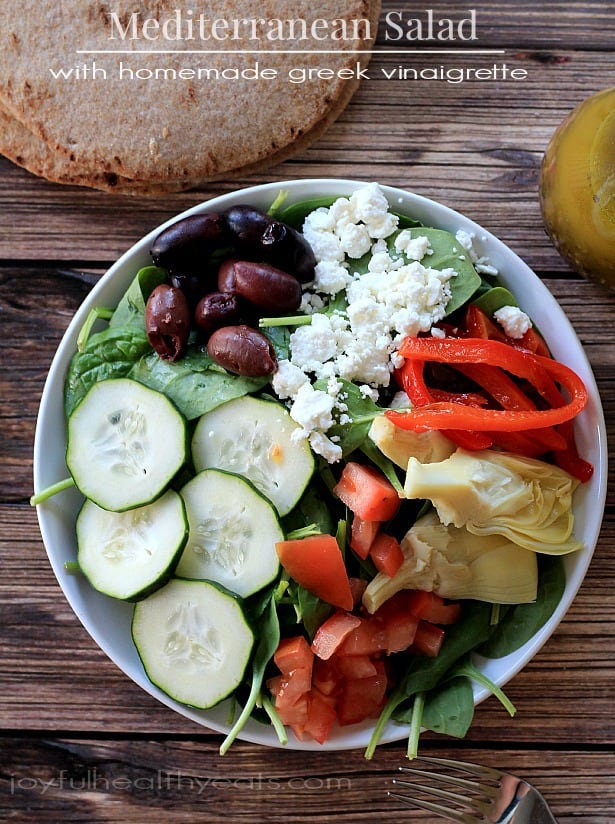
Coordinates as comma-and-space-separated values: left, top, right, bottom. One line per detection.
76, 48, 507, 55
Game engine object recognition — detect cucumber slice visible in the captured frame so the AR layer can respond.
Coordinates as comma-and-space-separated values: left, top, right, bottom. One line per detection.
76, 490, 188, 601
191, 395, 314, 516
132, 578, 254, 709
66, 378, 187, 511
177, 469, 282, 597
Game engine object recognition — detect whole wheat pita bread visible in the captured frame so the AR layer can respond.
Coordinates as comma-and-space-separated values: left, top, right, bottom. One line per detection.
0, 102, 198, 193
0, 0, 380, 192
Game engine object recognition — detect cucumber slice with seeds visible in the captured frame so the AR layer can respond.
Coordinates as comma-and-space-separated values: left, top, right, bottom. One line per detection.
177, 469, 282, 597
76, 489, 188, 601
191, 395, 314, 516
132, 578, 254, 709
66, 378, 187, 512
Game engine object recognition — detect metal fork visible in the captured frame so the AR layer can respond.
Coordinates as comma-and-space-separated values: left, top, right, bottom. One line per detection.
389, 755, 558, 823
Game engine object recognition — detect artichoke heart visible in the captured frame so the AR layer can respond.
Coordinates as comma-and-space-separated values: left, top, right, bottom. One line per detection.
362, 511, 538, 613
403, 448, 583, 555
368, 415, 456, 468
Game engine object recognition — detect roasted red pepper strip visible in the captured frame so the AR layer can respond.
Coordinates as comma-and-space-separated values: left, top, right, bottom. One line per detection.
464, 304, 551, 358
452, 362, 567, 452
388, 336, 588, 433
395, 358, 493, 450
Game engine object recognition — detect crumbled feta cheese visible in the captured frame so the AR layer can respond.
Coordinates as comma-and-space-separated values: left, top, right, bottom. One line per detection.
271, 359, 309, 400
339, 221, 372, 258
306, 430, 343, 463
313, 260, 352, 295
455, 229, 499, 276
289, 313, 337, 375
493, 305, 532, 339
279, 183, 500, 464
289, 382, 336, 433
394, 231, 432, 261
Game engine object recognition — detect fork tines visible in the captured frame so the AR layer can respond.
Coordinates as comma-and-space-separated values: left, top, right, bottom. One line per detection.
389, 756, 503, 824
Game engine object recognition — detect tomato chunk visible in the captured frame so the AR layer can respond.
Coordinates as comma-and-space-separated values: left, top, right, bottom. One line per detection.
276, 534, 354, 611
369, 533, 405, 578
274, 635, 314, 675
336, 662, 388, 726
350, 516, 380, 559
338, 617, 387, 657
311, 611, 362, 660
412, 620, 446, 657
302, 690, 338, 744
407, 590, 461, 625
333, 462, 401, 522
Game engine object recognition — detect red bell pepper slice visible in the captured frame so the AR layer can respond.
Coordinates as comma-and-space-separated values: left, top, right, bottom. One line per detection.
396, 358, 493, 451
388, 336, 588, 434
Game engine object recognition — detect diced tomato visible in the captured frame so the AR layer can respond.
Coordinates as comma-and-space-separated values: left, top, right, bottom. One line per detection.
336, 662, 388, 726
302, 690, 338, 744
369, 533, 405, 578
333, 462, 401, 522
311, 611, 362, 660
407, 590, 461, 625
335, 654, 378, 680
312, 657, 343, 697
349, 577, 368, 607
274, 635, 314, 675
276, 534, 354, 611
412, 620, 446, 657
276, 691, 310, 731
338, 617, 387, 657
350, 516, 380, 559
370, 592, 419, 654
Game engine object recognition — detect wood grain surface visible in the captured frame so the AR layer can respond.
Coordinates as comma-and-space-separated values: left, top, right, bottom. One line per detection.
1, 2, 615, 822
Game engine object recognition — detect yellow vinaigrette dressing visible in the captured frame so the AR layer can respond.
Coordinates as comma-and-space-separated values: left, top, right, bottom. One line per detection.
540, 86, 615, 290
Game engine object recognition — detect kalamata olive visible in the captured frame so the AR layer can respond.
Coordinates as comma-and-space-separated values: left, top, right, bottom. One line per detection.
223, 205, 316, 282
223, 260, 302, 313
217, 257, 239, 293
207, 325, 277, 376
150, 212, 228, 273
145, 283, 190, 361
194, 291, 241, 335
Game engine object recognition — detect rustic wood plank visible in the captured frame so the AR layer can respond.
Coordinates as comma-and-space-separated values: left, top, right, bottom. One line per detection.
1, 738, 614, 823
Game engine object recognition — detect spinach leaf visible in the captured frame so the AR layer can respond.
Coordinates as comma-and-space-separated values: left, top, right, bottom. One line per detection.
287, 582, 333, 641
421, 676, 475, 738
392, 601, 494, 718
64, 327, 151, 416
472, 286, 519, 316
275, 197, 339, 228
220, 592, 281, 755
282, 483, 335, 536
263, 324, 291, 362
110, 266, 167, 329
314, 378, 380, 456
478, 555, 566, 659
129, 347, 268, 420
398, 228, 482, 315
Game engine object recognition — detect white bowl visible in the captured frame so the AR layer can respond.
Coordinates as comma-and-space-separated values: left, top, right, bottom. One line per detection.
33, 179, 608, 751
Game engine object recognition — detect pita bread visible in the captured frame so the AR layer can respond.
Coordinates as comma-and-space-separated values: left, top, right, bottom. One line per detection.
0, 0, 380, 193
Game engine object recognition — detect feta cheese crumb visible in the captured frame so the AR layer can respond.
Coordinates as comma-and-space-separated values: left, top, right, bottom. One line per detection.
394, 231, 432, 261
493, 305, 532, 339
455, 229, 499, 276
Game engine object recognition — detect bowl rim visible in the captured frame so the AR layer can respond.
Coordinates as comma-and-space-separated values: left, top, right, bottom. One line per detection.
33, 178, 608, 751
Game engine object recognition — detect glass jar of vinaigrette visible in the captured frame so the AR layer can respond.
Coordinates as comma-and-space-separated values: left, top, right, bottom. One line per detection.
540, 87, 615, 290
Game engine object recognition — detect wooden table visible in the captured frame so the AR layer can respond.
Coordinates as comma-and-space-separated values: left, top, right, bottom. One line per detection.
2, 2, 614, 821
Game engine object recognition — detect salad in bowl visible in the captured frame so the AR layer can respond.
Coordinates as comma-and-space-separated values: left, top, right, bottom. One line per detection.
32, 180, 607, 755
